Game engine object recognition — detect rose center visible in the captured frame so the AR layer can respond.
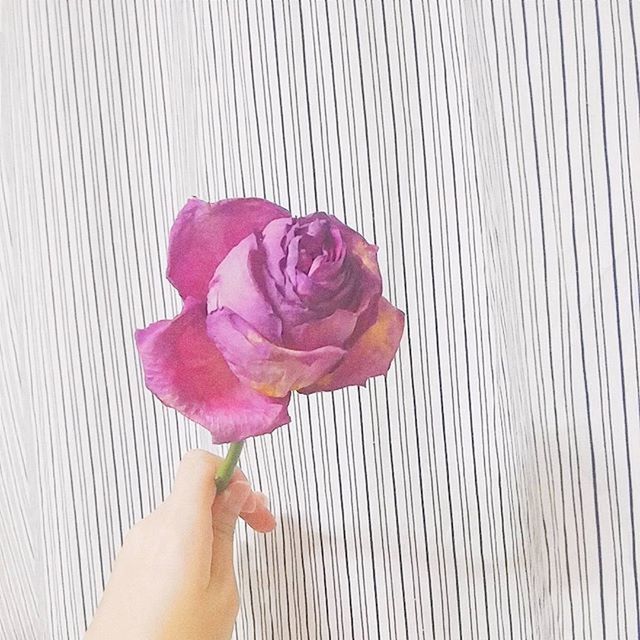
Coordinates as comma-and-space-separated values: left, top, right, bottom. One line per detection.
296, 223, 343, 279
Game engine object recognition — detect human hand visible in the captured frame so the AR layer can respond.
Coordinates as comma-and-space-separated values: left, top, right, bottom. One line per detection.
85, 449, 275, 640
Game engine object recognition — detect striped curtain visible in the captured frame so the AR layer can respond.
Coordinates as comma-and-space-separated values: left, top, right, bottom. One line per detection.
1, 1, 639, 638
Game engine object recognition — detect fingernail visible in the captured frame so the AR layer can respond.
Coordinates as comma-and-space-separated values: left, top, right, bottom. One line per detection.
255, 492, 269, 509
225, 482, 252, 515
241, 493, 258, 514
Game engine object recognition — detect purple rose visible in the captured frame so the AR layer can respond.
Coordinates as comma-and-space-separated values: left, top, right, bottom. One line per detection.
136, 198, 404, 443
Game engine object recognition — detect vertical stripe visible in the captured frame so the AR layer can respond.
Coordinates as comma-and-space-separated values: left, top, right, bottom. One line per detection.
1, 1, 639, 638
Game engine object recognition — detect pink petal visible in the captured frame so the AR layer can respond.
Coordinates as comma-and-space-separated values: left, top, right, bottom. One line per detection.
207, 232, 282, 342
135, 298, 290, 443
326, 216, 383, 345
299, 297, 405, 394
167, 198, 291, 302
206, 308, 346, 398
324, 214, 381, 279
285, 308, 358, 350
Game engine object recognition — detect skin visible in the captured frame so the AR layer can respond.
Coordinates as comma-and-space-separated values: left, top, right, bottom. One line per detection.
85, 449, 276, 640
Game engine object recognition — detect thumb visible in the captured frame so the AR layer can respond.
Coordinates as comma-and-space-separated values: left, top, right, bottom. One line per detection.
210, 480, 251, 579
167, 449, 222, 536
169, 450, 222, 525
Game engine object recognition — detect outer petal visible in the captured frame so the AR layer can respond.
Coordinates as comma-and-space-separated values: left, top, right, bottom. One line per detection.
207, 308, 346, 397
299, 297, 405, 394
167, 198, 291, 302
135, 298, 290, 443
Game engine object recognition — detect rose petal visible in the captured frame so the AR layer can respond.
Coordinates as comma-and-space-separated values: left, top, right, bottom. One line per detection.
331, 216, 380, 277
167, 198, 291, 302
207, 232, 283, 342
299, 297, 405, 393
259, 214, 383, 342
207, 308, 346, 397
325, 216, 383, 344
285, 308, 358, 350
135, 298, 290, 443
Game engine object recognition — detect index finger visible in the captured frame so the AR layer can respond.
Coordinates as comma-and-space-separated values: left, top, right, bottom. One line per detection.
228, 466, 276, 533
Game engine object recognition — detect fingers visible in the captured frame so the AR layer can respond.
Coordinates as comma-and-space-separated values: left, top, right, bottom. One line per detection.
240, 493, 277, 533
210, 480, 252, 581
223, 464, 276, 533
169, 448, 276, 534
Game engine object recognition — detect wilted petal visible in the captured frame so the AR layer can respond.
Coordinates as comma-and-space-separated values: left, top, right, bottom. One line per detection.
329, 217, 383, 341
312, 214, 381, 277
167, 198, 291, 302
285, 308, 358, 350
207, 308, 346, 398
207, 232, 283, 342
135, 298, 290, 443
259, 214, 383, 341
299, 297, 404, 394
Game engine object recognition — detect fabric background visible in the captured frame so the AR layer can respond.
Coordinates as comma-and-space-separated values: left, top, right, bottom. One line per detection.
1, 1, 639, 638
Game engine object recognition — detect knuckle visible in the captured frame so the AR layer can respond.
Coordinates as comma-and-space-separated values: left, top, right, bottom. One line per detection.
212, 519, 237, 540
181, 448, 215, 465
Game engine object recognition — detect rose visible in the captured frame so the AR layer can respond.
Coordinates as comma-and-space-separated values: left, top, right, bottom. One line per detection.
136, 198, 404, 444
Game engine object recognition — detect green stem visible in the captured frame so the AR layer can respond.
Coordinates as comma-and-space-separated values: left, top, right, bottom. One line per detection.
215, 441, 245, 492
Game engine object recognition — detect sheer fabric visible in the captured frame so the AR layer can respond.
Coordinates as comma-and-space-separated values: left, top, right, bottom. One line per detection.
1, 2, 639, 638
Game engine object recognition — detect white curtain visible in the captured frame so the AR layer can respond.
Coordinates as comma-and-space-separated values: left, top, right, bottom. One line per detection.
1, 1, 639, 638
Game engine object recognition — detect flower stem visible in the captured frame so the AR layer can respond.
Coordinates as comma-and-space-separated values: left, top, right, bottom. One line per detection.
215, 440, 245, 492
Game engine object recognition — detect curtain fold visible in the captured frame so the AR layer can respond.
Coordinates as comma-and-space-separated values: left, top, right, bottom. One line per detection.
1, 1, 639, 638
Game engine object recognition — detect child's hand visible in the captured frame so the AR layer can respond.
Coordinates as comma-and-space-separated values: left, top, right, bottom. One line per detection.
85, 449, 275, 640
